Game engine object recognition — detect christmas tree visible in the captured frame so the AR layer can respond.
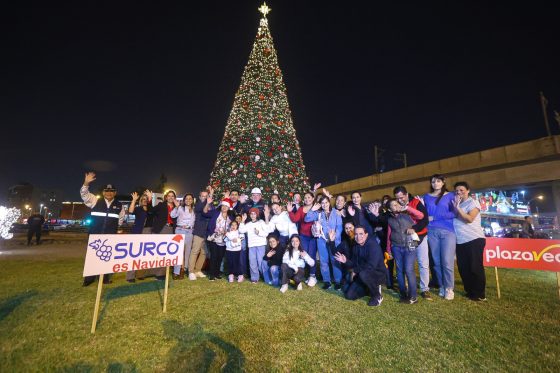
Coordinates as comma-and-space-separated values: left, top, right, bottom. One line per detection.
209, 2, 310, 200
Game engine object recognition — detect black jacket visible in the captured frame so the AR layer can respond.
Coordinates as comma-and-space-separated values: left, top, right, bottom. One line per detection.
151, 202, 176, 234
345, 237, 386, 284
263, 245, 286, 267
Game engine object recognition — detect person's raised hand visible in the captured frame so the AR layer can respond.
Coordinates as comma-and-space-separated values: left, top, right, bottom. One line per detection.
242, 213, 247, 222
131, 192, 139, 200
322, 188, 333, 199
313, 182, 321, 192
286, 201, 294, 212
367, 203, 379, 217
347, 205, 355, 216
311, 203, 321, 211
84, 172, 96, 186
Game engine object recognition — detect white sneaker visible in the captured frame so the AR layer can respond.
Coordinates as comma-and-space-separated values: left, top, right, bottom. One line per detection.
238, 275, 244, 283
444, 288, 455, 300
307, 276, 317, 287
188, 273, 197, 281
195, 271, 206, 278
439, 288, 445, 297
228, 274, 234, 283
280, 284, 288, 293
297, 283, 302, 291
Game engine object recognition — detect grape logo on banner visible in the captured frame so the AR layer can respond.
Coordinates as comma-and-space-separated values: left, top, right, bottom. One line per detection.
484, 238, 560, 272
89, 239, 113, 262
83, 234, 185, 277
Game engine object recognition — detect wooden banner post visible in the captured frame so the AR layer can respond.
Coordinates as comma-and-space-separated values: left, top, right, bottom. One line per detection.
494, 267, 501, 299
557, 272, 560, 301
163, 266, 170, 313
91, 274, 104, 334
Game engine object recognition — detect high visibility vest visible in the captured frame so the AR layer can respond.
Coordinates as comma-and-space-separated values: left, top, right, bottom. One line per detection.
89, 199, 122, 234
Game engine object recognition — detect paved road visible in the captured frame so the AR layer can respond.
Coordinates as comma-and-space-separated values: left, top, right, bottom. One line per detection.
0, 232, 88, 260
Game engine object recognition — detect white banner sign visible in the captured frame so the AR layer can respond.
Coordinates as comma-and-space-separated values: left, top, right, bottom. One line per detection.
83, 234, 185, 277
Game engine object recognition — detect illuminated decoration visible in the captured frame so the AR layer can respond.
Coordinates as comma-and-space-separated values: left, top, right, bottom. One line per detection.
0, 206, 21, 240
208, 3, 310, 200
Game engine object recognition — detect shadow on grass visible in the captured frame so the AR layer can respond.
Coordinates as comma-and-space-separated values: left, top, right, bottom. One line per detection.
163, 320, 245, 372
0, 290, 38, 322
97, 281, 164, 326
56, 361, 138, 372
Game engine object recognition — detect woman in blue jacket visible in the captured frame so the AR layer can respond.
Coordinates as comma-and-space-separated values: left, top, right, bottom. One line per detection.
304, 196, 343, 290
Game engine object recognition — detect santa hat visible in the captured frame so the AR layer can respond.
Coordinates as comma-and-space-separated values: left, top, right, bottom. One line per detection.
220, 198, 233, 210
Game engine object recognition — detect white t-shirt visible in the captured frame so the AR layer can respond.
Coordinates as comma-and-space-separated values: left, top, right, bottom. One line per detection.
453, 198, 485, 244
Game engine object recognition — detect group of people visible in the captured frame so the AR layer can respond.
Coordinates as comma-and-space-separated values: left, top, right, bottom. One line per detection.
80, 171, 487, 306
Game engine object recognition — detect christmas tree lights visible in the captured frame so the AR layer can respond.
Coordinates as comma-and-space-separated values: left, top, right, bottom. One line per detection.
209, 3, 310, 200
0, 206, 21, 240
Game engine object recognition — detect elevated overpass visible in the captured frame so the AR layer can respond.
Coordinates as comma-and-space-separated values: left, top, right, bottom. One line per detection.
325, 136, 560, 217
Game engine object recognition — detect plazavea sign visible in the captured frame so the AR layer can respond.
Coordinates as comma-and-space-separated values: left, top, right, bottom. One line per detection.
484, 238, 560, 272
83, 234, 185, 277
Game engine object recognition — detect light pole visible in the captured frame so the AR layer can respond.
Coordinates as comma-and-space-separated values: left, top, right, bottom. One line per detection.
527, 195, 544, 225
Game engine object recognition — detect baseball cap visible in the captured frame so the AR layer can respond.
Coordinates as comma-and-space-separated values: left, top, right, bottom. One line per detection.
251, 187, 262, 194
103, 184, 117, 191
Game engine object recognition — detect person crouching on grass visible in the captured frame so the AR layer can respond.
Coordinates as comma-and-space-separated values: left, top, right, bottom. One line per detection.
334, 226, 386, 307
224, 220, 244, 283
239, 207, 273, 283
262, 233, 285, 287
280, 234, 315, 293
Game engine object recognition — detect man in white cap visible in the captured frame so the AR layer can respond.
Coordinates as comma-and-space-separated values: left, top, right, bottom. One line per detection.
242, 187, 266, 220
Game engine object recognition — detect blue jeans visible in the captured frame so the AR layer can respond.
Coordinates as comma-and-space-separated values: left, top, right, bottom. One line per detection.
428, 228, 456, 290
300, 235, 317, 277
239, 236, 248, 275
392, 245, 417, 299
261, 261, 280, 286
249, 245, 266, 282
416, 237, 430, 292
317, 238, 342, 284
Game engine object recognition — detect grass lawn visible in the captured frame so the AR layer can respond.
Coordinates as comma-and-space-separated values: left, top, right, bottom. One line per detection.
0, 236, 559, 372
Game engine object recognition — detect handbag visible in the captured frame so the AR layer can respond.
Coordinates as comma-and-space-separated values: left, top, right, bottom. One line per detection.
311, 213, 324, 239
207, 233, 217, 242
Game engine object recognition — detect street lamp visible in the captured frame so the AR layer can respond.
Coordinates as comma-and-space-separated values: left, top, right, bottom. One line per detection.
527, 195, 544, 225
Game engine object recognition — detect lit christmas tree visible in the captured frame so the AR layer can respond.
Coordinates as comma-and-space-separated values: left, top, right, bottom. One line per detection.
209, 2, 310, 200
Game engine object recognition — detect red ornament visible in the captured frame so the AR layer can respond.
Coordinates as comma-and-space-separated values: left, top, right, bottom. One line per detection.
259, 94, 264, 101
267, 152, 272, 157
288, 159, 293, 163
257, 124, 262, 129
277, 121, 283, 126
264, 48, 271, 55
229, 146, 235, 151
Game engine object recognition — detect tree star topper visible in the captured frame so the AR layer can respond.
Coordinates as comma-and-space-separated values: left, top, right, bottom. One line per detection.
258, 2, 271, 17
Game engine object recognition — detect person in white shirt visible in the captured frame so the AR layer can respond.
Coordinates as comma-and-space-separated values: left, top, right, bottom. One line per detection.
266, 202, 298, 247
280, 234, 315, 293
170, 193, 196, 280
225, 220, 244, 283
239, 206, 273, 283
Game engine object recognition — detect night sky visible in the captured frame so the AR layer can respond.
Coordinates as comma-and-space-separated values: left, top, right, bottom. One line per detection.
2, 1, 559, 202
